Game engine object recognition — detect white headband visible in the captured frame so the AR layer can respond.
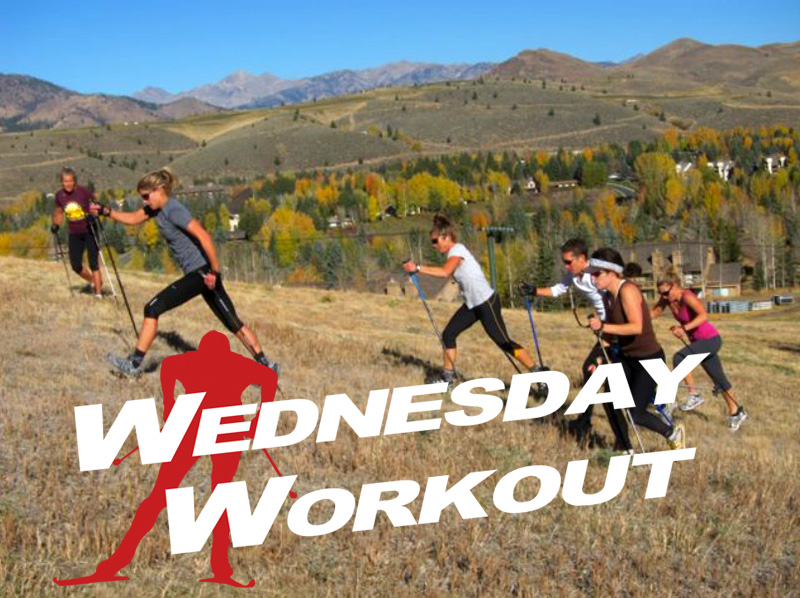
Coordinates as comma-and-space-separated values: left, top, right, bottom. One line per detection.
587, 258, 624, 274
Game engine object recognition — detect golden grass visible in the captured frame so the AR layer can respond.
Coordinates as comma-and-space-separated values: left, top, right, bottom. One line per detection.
1, 255, 798, 597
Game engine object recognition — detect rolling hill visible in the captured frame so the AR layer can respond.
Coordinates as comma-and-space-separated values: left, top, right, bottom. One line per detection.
491, 39, 800, 98
0, 75, 223, 131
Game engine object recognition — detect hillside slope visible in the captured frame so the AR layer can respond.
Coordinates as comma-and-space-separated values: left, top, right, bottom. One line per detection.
0, 75, 222, 130
492, 39, 800, 98
1, 255, 798, 596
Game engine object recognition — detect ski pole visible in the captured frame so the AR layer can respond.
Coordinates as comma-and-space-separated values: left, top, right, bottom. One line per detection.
405, 266, 459, 380
95, 217, 139, 338
406, 269, 445, 345
113, 446, 139, 466
89, 219, 117, 299
52, 232, 74, 296
524, 296, 545, 366
589, 316, 646, 454
112, 444, 297, 499
261, 448, 298, 499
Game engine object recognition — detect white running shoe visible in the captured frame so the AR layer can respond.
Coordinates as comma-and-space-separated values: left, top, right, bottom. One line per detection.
728, 407, 748, 431
667, 423, 686, 450
680, 394, 704, 412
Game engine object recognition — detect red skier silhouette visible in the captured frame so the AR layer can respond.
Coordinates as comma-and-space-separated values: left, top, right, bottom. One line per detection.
54, 330, 280, 588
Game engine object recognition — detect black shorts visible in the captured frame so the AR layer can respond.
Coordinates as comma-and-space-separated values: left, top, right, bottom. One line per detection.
143, 267, 244, 334
68, 231, 99, 274
442, 292, 523, 355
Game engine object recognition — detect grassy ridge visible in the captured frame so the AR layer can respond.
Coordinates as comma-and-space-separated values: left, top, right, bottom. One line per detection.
1, 255, 798, 596
3, 79, 800, 198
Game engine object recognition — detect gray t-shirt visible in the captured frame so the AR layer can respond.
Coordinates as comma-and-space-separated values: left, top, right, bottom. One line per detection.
448, 243, 494, 309
145, 198, 207, 273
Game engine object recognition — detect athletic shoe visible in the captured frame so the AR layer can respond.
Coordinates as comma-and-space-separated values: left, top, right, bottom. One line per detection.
728, 407, 748, 431
655, 403, 674, 426
428, 370, 455, 389
106, 353, 143, 377
94, 294, 103, 300
529, 364, 549, 398
255, 354, 281, 376
680, 394, 704, 411
667, 423, 686, 450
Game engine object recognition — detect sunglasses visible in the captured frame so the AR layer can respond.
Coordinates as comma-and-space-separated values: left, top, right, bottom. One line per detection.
430, 237, 440, 245
659, 285, 673, 298
140, 185, 162, 201
589, 270, 605, 277
562, 259, 573, 265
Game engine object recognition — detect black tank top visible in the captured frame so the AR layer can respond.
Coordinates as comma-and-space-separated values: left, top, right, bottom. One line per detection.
606, 280, 661, 358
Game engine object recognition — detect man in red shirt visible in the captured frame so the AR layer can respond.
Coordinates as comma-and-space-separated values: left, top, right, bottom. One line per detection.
51, 167, 102, 297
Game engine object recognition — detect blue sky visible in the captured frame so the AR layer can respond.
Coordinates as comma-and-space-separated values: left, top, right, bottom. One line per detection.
3, 0, 798, 95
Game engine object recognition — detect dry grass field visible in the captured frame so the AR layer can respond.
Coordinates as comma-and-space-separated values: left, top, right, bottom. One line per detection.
1, 255, 798, 597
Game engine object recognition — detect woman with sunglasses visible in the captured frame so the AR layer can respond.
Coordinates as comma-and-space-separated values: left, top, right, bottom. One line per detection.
403, 214, 539, 384
91, 168, 279, 376
517, 238, 632, 451
587, 248, 686, 450
651, 269, 747, 430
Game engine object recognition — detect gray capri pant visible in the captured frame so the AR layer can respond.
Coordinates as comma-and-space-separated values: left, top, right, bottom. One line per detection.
673, 335, 731, 392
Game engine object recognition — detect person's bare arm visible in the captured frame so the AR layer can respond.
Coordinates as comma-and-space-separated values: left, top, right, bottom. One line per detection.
52, 205, 64, 228
404, 256, 461, 278
185, 219, 220, 272
681, 291, 708, 332
650, 298, 667, 320
91, 202, 150, 226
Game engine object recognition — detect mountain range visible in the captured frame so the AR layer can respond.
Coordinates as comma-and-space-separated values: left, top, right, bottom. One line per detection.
133, 62, 495, 108
1, 38, 799, 133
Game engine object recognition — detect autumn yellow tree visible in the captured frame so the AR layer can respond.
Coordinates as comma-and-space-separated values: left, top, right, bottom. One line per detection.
259, 206, 317, 267
634, 152, 677, 215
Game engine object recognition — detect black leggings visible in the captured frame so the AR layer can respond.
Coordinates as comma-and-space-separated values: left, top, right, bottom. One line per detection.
68, 231, 99, 274
577, 341, 632, 450
620, 349, 673, 438
673, 336, 731, 392
442, 293, 523, 356
143, 268, 244, 334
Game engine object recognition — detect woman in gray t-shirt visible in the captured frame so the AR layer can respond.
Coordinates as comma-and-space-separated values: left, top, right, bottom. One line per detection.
403, 214, 539, 383
92, 168, 278, 377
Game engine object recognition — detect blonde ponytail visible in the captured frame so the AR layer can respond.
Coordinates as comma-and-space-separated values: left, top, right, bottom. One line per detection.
137, 167, 179, 196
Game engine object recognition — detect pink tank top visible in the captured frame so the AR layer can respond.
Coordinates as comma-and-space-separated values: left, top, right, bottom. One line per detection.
674, 290, 719, 341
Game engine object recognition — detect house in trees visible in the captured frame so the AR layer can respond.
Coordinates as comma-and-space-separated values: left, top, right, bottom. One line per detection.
704, 262, 743, 298
549, 179, 578, 190
525, 178, 539, 194
707, 159, 735, 181
621, 243, 743, 299
763, 154, 787, 175
675, 160, 693, 176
